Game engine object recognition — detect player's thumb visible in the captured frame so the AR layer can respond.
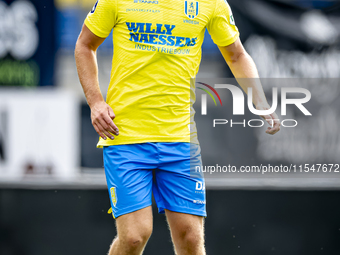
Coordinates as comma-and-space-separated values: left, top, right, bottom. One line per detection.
263, 115, 274, 127
108, 106, 115, 119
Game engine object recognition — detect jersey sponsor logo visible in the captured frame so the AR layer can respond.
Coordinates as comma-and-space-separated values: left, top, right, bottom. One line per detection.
110, 187, 117, 207
134, 0, 159, 4
134, 44, 191, 54
183, 19, 199, 25
184, 0, 199, 19
91, 0, 98, 13
126, 8, 160, 13
126, 22, 198, 47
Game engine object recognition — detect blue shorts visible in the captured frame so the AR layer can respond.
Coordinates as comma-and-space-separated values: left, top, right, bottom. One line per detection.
103, 142, 206, 218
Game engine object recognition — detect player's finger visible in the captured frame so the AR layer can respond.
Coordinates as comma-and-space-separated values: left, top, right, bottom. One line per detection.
95, 121, 115, 140
272, 119, 281, 134
93, 123, 108, 140
271, 113, 281, 130
102, 130, 115, 140
108, 107, 116, 120
102, 114, 119, 135
262, 115, 274, 127
97, 117, 115, 136
266, 115, 280, 135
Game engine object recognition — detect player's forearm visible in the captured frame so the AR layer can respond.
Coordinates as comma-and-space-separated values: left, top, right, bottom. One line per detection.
228, 52, 268, 106
75, 43, 104, 108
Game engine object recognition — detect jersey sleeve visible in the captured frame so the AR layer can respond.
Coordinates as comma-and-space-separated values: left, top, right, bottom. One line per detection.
206, 0, 240, 47
84, 0, 118, 38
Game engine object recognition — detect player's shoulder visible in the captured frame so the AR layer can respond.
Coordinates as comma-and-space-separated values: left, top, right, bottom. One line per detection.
200, 0, 218, 7
90, 0, 117, 12
201, 0, 228, 5
199, 0, 230, 13
197, 0, 219, 13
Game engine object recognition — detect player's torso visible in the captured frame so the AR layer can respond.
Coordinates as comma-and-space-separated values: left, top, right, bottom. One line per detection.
112, 0, 214, 55
97, 0, 217, 146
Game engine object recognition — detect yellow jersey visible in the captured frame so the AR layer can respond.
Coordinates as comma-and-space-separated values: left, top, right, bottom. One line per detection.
84, 0, 239, 147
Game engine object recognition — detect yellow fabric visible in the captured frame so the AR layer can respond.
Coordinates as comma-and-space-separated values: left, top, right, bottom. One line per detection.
84, 0, 239, 147
107, 207, 115, 218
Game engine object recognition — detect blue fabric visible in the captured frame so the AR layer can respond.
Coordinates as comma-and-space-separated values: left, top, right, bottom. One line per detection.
103, 143, 206, 218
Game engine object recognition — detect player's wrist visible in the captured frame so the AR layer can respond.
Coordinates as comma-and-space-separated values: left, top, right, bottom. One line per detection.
255, 100, 270, 109
88, 97, 105, 109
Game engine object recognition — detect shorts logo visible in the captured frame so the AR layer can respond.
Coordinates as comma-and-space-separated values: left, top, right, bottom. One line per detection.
184, 0, 199, 19
110, 187, 117, 207
91, 0, 98, 13
196, 181, 205, 191
193, 200, 206, 204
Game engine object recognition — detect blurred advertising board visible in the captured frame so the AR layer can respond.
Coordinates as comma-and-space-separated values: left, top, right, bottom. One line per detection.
55, 0, 113, 52
0, 0, 57, 87
229, 0, 340, 78
0, 90, 80, 181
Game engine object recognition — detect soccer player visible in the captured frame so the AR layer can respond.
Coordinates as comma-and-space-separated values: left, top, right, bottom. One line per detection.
75, 0, 280, 254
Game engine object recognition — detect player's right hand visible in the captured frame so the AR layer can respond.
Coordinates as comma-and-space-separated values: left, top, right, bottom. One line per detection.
90, 101, 119, 140
256, 103, 281, 135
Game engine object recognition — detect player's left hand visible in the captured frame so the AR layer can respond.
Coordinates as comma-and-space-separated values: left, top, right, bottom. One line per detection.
256, 103, 281, 135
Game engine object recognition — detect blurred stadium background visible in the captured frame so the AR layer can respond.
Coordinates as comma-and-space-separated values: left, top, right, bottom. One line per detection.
1, 0, 340, 254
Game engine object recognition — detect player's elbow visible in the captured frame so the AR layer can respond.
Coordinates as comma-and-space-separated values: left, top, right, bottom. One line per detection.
75, 36, 85, 54
228, 50, 248, 65
74, 38, 92, 59
74, 43, 83, 63
74, 40, 81, 58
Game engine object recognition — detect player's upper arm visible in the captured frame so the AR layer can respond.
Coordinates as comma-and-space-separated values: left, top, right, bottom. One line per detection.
206, 0, 239, 47
218, 38, 247, 65
84, 0, 118, 39
76, 24, 106, 52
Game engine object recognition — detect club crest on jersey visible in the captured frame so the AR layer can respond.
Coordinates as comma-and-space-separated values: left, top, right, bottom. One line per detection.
110, 187, 117, 207
184, 0, 199, 19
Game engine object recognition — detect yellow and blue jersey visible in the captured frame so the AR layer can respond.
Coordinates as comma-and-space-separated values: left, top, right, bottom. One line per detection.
84, 0, 239, 147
